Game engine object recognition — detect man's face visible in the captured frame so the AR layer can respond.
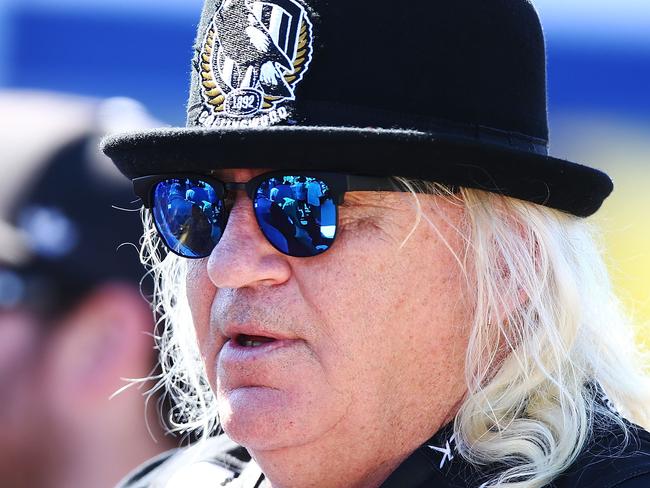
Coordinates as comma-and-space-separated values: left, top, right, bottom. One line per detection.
187, 169, 472, 454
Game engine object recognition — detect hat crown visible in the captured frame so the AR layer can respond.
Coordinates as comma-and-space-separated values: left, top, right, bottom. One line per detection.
187, 0, 548, 147
103, 0, 612, 219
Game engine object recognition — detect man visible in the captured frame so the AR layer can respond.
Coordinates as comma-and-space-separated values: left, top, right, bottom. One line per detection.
102, 1, 650, 487
0, 92, 176, 488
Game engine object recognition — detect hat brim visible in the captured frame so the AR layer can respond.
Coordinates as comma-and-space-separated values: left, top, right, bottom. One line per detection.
101, 126, 612, 217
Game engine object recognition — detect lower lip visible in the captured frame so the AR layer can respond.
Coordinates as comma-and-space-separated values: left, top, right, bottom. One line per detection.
219, 338, 302, 364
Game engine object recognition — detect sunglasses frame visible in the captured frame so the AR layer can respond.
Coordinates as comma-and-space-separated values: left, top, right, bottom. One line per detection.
133, 170, 409, 259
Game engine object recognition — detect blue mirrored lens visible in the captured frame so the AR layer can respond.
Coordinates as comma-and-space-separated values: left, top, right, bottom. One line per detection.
152, 178, 225, 258
254, 176, 337, 257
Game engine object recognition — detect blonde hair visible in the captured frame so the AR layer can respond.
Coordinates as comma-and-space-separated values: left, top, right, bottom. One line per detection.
139, 183, 650, 487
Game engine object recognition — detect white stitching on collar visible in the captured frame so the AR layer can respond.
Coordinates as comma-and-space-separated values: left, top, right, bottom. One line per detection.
427, 433, 457, 470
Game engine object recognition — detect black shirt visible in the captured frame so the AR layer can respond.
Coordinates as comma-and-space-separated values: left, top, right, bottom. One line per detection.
119, 420, 650, 487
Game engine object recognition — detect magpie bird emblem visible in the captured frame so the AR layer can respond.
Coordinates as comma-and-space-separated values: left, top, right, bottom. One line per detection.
198, 0, 313, 124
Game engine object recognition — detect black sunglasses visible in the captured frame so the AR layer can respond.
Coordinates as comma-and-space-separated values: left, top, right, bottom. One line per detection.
133, 171, 413, 259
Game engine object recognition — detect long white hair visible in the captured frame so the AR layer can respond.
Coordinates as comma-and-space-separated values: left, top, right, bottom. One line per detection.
139, 182, 650, 487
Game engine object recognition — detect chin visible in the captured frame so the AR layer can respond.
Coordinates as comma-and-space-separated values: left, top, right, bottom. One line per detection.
217, 386, 340, 451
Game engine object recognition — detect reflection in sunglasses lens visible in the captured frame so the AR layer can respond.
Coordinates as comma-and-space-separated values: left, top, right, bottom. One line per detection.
153, 178, 225, 258
253, 175, 337, 257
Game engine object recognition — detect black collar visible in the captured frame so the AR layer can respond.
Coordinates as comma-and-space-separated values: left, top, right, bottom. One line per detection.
240, 425, 464, 488
203, 386, 650, 488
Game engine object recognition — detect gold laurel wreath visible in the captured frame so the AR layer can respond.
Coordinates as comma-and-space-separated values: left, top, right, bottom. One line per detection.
200, 15, 312, 113
201, 25, 226, 112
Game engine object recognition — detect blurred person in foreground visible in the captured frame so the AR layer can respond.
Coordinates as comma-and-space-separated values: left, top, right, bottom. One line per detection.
0, 92, 176, 488
102, 1, 650, 487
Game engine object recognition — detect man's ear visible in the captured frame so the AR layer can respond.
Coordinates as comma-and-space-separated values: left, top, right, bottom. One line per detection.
43, 283, 155, 412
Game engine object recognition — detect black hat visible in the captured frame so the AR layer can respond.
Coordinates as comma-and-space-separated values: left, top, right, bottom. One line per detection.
102, 0, 613, 217
0, 93, 152, 315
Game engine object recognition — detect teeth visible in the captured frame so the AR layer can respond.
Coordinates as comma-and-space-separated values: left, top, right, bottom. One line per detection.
241, 340, 265, 348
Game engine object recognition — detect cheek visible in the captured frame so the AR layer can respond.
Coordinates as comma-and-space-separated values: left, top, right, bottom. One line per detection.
306, 224, 464, 343
297, 216, 470, 414
389, 224, 471, 412
185, 259, 216, 352
292, 231, 414, 392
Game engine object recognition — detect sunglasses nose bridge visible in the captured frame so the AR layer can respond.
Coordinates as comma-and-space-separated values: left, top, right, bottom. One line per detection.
224, 182, 248, 193
219, 190, 279, 249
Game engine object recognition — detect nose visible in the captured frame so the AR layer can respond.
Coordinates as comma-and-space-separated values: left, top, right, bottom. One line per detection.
206, 192, 291, 289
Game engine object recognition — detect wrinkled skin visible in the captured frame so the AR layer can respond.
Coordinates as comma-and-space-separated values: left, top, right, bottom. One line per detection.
187, 168, 472, 488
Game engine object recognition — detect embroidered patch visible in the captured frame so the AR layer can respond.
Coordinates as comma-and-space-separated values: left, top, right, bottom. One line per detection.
197, 0, 314, 129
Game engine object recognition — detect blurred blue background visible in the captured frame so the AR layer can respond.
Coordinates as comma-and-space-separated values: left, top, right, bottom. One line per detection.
0, 0, 649, 339
0, 0, 204, 124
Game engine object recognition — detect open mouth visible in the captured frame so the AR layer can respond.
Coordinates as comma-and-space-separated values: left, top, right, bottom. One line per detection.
235, 334, 277, 348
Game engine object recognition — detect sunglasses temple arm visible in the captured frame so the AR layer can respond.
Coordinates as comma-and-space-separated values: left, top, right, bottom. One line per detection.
345, 175, 404, 193
345, 175, 459, 195
132, 177, 153, 208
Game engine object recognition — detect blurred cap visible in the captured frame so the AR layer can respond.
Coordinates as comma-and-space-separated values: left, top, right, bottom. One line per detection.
0, 91, 160, 315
